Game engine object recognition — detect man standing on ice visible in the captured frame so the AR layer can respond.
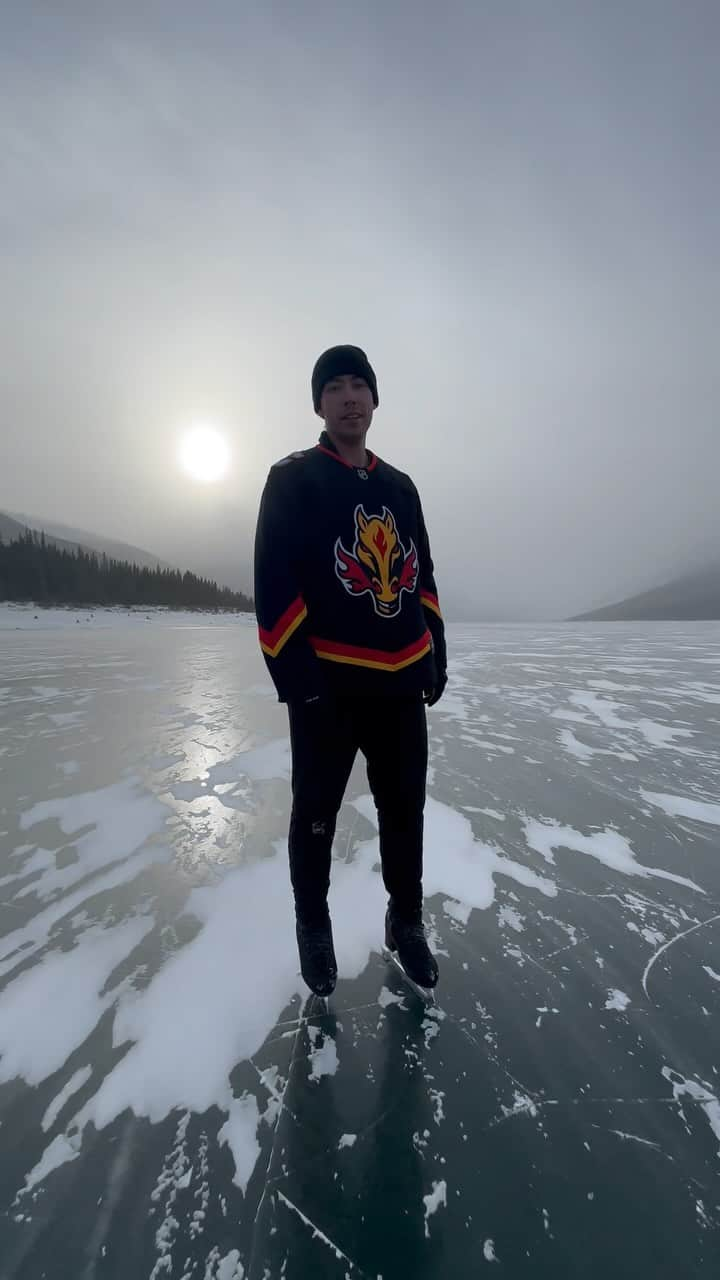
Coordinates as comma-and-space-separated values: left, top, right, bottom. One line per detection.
254, 346, 447, 996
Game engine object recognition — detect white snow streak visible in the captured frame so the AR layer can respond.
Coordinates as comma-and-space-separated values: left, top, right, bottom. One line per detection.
0, 918, 152, 1086
19, 1133, 82, 1196
641, 790, 720, 826
218, 1096, 261, 1193
422, 1180, 447, 1237
662, 1067, 720, 1153
523, 818, 703, 893
42, 1066, 93, 1131
16, 779, 169, 900
352, 795, 557, 928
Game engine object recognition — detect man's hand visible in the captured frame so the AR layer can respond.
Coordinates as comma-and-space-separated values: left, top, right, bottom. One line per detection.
424, 673, 447, 708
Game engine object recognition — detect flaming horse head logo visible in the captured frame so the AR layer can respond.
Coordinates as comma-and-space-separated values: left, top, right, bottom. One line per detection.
334, 505, 418, 617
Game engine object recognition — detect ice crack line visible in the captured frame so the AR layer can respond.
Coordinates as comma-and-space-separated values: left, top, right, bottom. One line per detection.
487, 1093, 720, 1130
246, 994, 316, 1274
642, 913, 720, 1000
276, 1191, 370, 1276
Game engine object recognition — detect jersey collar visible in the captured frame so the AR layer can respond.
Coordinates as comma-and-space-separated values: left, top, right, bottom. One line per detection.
316, 430, 378, 472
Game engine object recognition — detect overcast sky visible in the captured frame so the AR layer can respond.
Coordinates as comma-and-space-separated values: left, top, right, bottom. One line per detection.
2, 0, 718, 618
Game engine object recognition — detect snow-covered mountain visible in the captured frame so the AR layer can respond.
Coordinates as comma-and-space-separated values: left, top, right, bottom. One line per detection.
573, 562, 720, 620
2, 510, 170, 571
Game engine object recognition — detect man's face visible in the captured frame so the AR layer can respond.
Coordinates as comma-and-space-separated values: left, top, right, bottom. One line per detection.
318, 373, 374, 442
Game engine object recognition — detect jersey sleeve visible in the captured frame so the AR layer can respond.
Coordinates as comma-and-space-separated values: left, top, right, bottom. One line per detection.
415, 493, 447, 676
253, 464, 326, 703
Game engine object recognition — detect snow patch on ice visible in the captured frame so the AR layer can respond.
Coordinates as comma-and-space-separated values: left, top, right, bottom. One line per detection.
19, 1133, 82, 1197
686, 683, 720, 704
0, 603, 257, 631
0, 917, 152, 1086
429, 1088, 445, 1125
640, 926, 666, 947
558, 728, 636, 764
422, 1180, 447, 1237
0, 845, 169, 979
207, 1249, 244, 1279
502, 1092, 538, 1119
662, 1067, 720, 1153
523, 817, 703, 893
570, 691, 626, 728
535, 1006, 559, 1029
2, 846, 55, 884
42, 1066, 93, 1131
635, 719, 693, 748
463, 806, 506, 821
605, 989, 631, 1011
567, 691, 694, 750
207, 740, 291, 784
218, 1095, 261, 1193
147, 1111, 192, 1269
307, 1026, 338, 1081
73, 858, 303, 1126
429, 691, 469, 721
422, 1011, 442, 1047
551, 709, 592, 724
443, 899, 472, 925
640, 790, 720, 827
47, 710, 84, 728
558, 728, 594, 762
1, 851, 305, 1195
352, 795, 557, 928
0, 790, 594, 1200
16, 778, 169, 901
498, 905, 524, 933
378, 986, 406, 1009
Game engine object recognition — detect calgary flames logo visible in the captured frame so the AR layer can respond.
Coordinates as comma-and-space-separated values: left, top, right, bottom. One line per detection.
335, 505, 418, 617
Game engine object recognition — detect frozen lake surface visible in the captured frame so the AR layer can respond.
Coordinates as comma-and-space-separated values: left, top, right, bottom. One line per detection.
1, 606, 719, 1278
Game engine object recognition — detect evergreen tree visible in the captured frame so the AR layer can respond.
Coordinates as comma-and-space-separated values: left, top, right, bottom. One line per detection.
0, 531, 254, 612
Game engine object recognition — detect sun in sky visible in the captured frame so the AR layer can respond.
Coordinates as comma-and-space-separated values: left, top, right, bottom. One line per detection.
178, 425, 231, 484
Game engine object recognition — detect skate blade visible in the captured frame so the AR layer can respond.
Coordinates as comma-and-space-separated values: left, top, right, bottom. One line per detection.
382, 947, 436, 1005
296, 970, 333, 1014
298, 990, 331, 1019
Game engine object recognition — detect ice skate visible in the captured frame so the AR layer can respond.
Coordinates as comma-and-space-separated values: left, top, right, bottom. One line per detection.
296, 913, 338, 998
383, 907, 438, 1002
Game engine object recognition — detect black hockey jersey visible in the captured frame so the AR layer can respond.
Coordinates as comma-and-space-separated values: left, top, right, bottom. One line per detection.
254, 432, 447, 703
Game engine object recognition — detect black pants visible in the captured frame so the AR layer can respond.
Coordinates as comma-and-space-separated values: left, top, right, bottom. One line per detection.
288, 695, 428, 925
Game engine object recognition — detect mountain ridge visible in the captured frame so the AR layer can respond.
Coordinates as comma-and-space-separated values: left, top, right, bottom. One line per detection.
572, 562, 720, 621
2, 511, 171, 572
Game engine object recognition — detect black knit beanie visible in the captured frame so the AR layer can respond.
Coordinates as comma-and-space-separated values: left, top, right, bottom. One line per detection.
311, 345, 379, 412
